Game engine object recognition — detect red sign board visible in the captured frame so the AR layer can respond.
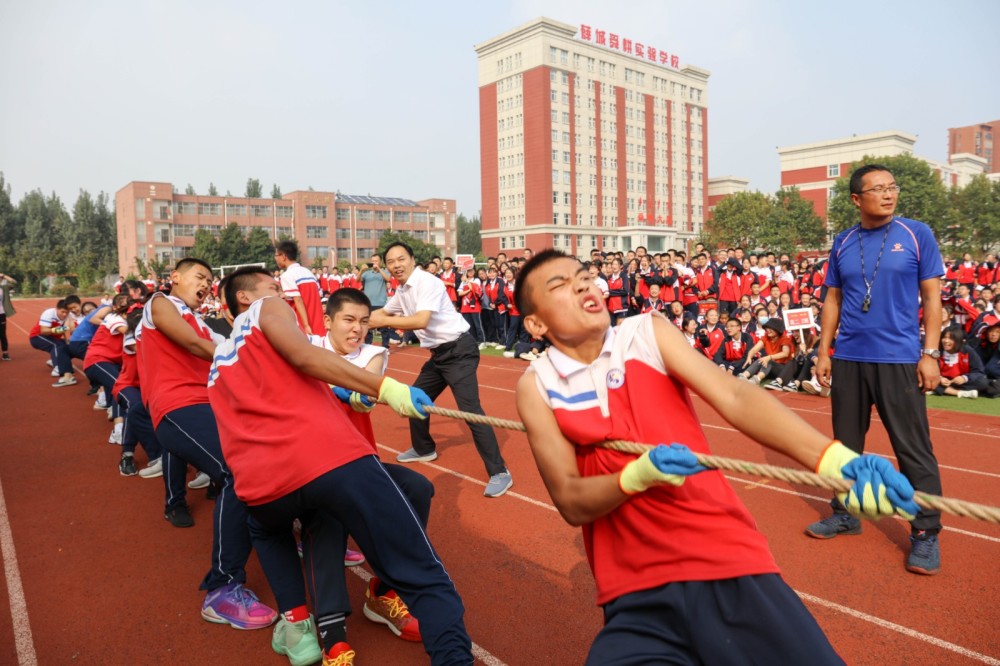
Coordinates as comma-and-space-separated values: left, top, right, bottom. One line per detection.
783, 308, 815, 331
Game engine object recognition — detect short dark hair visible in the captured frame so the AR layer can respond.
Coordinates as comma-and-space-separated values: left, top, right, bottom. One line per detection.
224, 267, 272, 316
443, 256, 454, 263
850, 164, 892, 195
175, 257, 213, 274
64, 294, 81, 306
385, 241, 414, 259
325, 288, 371, 316
122, 279, 149, 297
56, 299, 68, 310
514, 248, 575, 317
274, 240, 299, 261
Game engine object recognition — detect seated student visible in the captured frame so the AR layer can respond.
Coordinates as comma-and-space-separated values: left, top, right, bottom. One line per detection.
773, 328, 819, 392
666, 300, 686, 328
210, 268, 472, 666
639, 282, 667, 314
697, 308, 725, 360
28, 299, 76, 387
680, 317, 707, 356
932, 328, 988, 399
512, 250, 918, 665
974, 316, 1000, 374
306, 288, 434, 646
738, 318, 792, 386
112, 307, 163, 477
714, 318, 753, 375
67, 301, 103, 399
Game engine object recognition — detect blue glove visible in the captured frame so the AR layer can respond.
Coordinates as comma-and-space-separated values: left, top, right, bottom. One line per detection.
619, 443, 707, 494
332, 386, 352, 404
841, 455, 920, 520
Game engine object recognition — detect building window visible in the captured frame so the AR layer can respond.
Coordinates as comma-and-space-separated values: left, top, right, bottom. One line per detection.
306, 246, 326, 261
394, 211, 410, 222
175, 202, 197, 215
251, 205, 271, 217
336, 208, 351, 221
336, 229, 351, 240
197, 203, 221, 216
374, 210, 391, 222
827, 164, 840, 178
200, 225, 222, 237
275, 226, 292, 237
173, 224, 195, 237
306, 226, 327, 239
226, 204, 247, 217
276, 206, 293, 218
356, 209, 372, 221
305, 205, 328, 219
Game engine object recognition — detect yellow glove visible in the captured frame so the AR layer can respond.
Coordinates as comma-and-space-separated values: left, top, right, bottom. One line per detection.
349, 391, 376, 413
618, 444, 706, 495
816, 441, 918, 520
377, 377, 432, 419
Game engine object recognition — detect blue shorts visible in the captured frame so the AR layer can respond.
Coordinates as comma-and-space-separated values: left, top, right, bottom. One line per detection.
586, 574, 844, 665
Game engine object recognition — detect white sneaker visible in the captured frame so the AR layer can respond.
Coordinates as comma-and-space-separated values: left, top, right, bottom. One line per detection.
108, 427, 123, 445
479, 343, 489, 350
956, 390, 979, 399
138, 457, 163, 479
188, 471, 211, 489
519, 352, 538, 361
52, 376, 77, 387
802, 379, 821, 395
749, 376, 761, 385
764, 381, 783, 391
493, 343, 506, 350
51, 368, 61, 377
46, 359, 54, 368
93, 398, 108, 410
107, 406, 113, 421
502, 351, 515, 358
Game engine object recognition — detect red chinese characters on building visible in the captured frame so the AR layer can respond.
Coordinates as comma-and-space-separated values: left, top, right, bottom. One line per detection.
595, 29, 606, 45
609, 33, 619, 49
580, 24, 592, 41
622, 38, 632, 54
578, 24, 681, 69
671, 55, 679, 68
647, 45, 657, 61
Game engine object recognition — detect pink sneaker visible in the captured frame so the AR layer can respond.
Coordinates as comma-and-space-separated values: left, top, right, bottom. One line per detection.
201, 583, 277, 629
344, 548, 365, 567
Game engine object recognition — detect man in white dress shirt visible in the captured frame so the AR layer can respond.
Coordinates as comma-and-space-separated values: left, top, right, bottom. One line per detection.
370, 242, 513, 498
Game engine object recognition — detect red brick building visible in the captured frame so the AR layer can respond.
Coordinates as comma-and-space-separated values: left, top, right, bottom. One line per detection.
475, 18, 710, 258
114, 182, 455, 276
948, 120, 998, 174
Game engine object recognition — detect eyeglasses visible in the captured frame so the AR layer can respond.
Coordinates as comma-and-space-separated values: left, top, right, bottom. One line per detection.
860, 185, 901, 195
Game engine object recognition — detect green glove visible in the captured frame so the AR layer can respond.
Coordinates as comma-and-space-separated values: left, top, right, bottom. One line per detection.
377, 377, 432, 419
618, 444, 707, 495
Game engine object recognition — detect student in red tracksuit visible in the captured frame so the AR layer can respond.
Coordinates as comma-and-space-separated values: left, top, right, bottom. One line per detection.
83, 293, 130, 446
714, 318, 754, 375
458, 268, 486, 345
933, 328, 988, 399
717, 259, 743, 316
953, 254, 977, 291
698, 309, 725, 360
483, 266, 506, 348
606, 258, 631, 325
640, 283, 668, 314
501, 267, 523, 355
977, 254, 997, 288
438, 258, 459, 308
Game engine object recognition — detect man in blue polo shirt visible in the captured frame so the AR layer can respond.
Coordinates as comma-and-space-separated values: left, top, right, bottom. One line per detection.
807, 164, 945, 575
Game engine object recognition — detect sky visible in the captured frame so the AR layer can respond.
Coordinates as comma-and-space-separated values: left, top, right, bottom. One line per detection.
1, 0, 998, 219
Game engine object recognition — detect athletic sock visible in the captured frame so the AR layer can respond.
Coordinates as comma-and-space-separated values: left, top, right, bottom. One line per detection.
317, 613, 347, 651
122, 451, 134, 458
282, 604, 310, 623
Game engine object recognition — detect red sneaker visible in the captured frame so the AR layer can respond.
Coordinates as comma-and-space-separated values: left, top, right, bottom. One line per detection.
343, 548, 365, 567
362, 577, 421, 642
322, 642, 356, 666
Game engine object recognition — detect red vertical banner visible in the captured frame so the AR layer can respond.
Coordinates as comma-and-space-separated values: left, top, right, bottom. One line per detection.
569, 71, 577, 245
665, 100, 673, 228
479, 83, 499, 257
645, 93, 656, 228
616, 85, 627, 230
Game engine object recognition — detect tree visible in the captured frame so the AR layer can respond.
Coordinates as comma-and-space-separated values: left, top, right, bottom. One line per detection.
457, 213, 482, 255
19, 190, 69, 293
703, 191, 772, 250
246, 226, 277, 269
947, 175, 1000, 254
271, 184, 282, 199
208, 182, 218, 196
827, 154, 950, 239
245, 178, 263, 198
758, 187, 827, 255
133, 256, 150, 279
0, 173, 23, 281
148, 257, 169, 277
185, 184, 196, 195
217, 223, 249, 265
191, 229, 222, 266
376, 231, 440, 265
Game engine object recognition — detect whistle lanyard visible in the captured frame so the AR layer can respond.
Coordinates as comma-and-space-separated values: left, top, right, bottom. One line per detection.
857, 219, 892, 313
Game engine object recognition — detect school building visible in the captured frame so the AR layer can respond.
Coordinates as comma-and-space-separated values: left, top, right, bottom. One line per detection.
475, 17, 710, 259
114, 181, 456, 276
948, 120, 999, 174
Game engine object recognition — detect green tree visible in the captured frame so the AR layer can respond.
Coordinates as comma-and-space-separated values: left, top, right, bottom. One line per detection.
457, 213, 482, 255
245, 178, 263, 198
758, 187, 827, 254
947, 175, 1000, 254
827, 154, 950, 239
217, 223, 249, 265
191, 229, 222, 266
246, 226, 277, 269
704, 191, 772, 250
271, 184, 282, 199
148, 257, 169, 277
19, 191, 69, 293
208, 182, 218, 196
0, 173, 23, 280
376, 231, 440, 265
185, 184, 196, 195
133, 256, 150, 279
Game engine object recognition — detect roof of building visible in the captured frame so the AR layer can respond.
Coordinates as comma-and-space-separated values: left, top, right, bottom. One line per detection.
336, 194, 419, 206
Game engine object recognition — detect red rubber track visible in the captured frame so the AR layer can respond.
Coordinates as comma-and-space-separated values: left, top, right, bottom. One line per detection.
0, 299, 997, 665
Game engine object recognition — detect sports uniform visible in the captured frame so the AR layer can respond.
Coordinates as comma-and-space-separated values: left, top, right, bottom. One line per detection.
209, 298, 472, 663
29, 307, 71, 375
279, 262, 326, 334
83, 313, 126, 420
528, 314, 842, 664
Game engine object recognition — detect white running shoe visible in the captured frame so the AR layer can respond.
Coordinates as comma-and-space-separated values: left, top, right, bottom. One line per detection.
108, 426, 123, 445
188, 471, 211, 489
138, 457, 163, 479
51, 368, 61, 377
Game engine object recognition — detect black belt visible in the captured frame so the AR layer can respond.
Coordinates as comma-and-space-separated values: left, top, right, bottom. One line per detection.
430, 331, 472, 356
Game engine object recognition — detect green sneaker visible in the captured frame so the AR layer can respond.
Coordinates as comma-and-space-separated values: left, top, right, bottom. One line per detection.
271, 615, 323, 666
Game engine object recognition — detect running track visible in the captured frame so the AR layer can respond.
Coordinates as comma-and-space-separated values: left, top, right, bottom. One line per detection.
0, 299, 997, 665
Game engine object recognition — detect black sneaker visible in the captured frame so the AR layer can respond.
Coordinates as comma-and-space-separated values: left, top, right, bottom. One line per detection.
118, 455, 138, 477
2, 353, 10, 361
164, 504, 194, 528
804, 513, 862, 539
206, 481, 220, 501
86, 385, 99, 395
906, 532, 941, 575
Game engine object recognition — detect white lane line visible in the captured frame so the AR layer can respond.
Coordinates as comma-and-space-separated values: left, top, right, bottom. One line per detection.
797, 591, 1000, 665
347, 558, 508, 665
0, 474, 38, 666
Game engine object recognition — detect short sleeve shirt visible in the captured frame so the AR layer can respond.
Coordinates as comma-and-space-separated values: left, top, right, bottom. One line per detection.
825, 217, 943, 363
382, 267, 469, 348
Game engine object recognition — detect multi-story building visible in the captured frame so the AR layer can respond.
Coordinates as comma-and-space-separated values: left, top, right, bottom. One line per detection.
475, 17, 710, 258
778, 130, 989, 224
114, 181, 456, 276
706, 176, 749, 220
948, 120, 998, 174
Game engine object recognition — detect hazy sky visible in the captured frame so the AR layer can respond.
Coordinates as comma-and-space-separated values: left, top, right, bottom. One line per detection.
2, 0, 997, 218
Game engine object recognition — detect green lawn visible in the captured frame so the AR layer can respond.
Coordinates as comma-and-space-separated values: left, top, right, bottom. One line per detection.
925, 394, 1000, 417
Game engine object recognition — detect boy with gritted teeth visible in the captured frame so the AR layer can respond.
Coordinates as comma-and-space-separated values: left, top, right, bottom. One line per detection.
512, 249, 920, 665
